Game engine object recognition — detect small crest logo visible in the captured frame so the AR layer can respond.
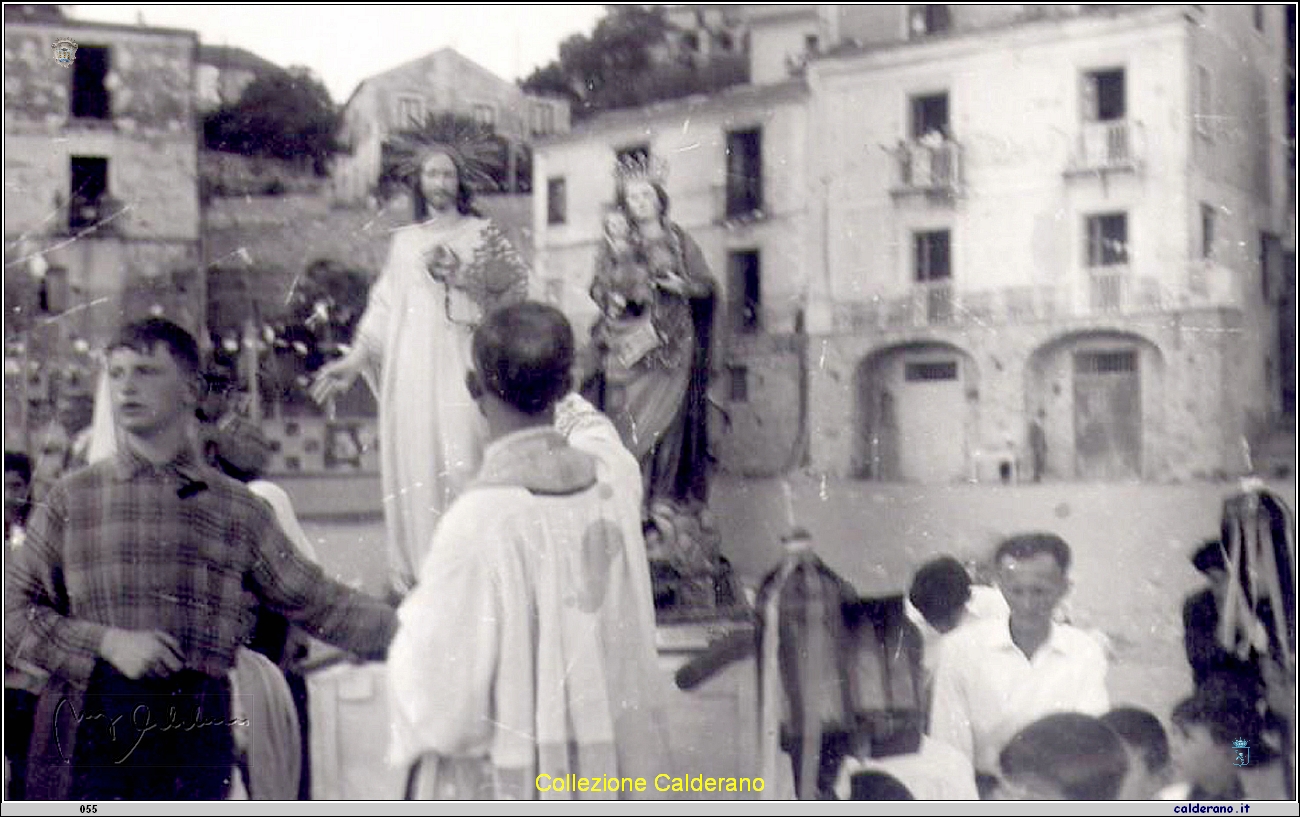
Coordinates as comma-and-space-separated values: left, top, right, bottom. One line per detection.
1232, 738, 1251, 767
52, 38, 78, 67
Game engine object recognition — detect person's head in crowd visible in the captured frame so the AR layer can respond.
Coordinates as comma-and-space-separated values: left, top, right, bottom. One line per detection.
997, 712, 1128, 800
55, 390, 95, 435
909, 555, 973, 633
468, 302, 574, 433
1190, 539, 1230, 600
5, 450, 33, 534
1101, 706, 1172, 799
197, 352, 240, 424
848, 770, 915, 801
30, 421, 71, 496
1169, 688, 1264, 796
994, 532, 1071, 632
105, 317, 202, 446
200, 420, 273, 484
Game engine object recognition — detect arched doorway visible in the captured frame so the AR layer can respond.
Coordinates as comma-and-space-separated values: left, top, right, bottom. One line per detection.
1026, 330, 1165, 481
854, 342, 980, 483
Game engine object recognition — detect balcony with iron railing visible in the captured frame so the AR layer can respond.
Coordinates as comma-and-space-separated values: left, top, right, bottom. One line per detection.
1065, 120, 1143, 177
890, 138, 963, 201
830, 267, 1242, 334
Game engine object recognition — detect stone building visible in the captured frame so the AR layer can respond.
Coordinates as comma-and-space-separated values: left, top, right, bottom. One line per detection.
534, 4, 1293, 484
3, 16, 202, 452
330, 47, 570, 204
804, 4, 1293, 483
3, 17, 202, 356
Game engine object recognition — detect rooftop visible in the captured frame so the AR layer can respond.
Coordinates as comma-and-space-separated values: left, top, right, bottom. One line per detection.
197, 44, 283, 76
8, 12, 198, 41
814, 4, 1185, 71
538, 77, 806, 146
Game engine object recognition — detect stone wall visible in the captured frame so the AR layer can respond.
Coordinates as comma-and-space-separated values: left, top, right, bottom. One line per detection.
3, 21, 200, 359
712, 336, 803, 477
4, 133, 200, 242
4, 23, 195, 135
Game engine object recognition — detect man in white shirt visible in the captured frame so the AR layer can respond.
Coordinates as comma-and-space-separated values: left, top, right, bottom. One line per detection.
927, 532, 1109, 797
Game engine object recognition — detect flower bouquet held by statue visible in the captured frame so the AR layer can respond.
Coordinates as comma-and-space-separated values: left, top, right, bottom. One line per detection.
421, 221, 529, 327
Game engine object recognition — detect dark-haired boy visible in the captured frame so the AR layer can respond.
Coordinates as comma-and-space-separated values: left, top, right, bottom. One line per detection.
1101, 706, 1172, 799
6, 317, 396, 800
997, 712, 1128, 800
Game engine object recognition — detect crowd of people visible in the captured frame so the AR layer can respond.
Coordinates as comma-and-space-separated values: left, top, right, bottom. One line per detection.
3, 136, 1295, 803
830, 537, 1295, 801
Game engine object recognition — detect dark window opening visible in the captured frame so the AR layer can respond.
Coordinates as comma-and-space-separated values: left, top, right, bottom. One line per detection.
728, 249, 761, 334
1084, 68, 1126, 122
905, 361, 958, 382
718, 32, 735, 51
909, 5, 952, 38
1261, 232, 1281, 302
532, 104, 555, 136
473, 104, 495, 129
682, 32, 700, 52
728, 366, 749, 402
1086, 213, 1128, 267
1254, 5, 1264, 32
71, 45, 110, 120
725, 128, 763, 217
1075, 350, 1137, 375
910, 92, 949, 140
805, 34, 820, 53
39, 266, 68, 314
1201, 203, 1215, 259
914, 230, 952, 281
69, 156, 109, 232
546, 177, 566, 225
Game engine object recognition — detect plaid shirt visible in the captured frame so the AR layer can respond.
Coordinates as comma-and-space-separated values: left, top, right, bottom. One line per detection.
5, 445, 396, 687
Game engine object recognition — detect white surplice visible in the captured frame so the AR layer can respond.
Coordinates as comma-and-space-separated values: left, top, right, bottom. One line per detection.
387, 395, 671, 799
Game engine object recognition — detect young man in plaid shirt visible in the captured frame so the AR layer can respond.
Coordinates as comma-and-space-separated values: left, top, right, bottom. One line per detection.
5, 318, 397, 800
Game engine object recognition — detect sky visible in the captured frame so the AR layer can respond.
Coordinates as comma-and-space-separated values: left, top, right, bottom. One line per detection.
64, 4, 607, 103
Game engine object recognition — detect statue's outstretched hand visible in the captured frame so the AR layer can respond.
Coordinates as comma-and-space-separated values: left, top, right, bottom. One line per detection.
311, 353, 363, 405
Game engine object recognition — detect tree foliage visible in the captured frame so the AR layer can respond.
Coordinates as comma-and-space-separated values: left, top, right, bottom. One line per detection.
203, 66, 341, 176
520, 4, 749, 121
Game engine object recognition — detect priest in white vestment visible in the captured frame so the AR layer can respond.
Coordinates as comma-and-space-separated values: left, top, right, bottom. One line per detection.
387, 302, 672, 799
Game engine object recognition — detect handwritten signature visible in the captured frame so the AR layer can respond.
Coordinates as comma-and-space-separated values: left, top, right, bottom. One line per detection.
54, 698, 249, 765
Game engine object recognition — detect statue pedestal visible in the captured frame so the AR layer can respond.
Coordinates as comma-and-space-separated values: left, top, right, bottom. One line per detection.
656, 617, 761, 797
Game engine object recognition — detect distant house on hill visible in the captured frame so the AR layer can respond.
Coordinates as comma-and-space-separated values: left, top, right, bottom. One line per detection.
331, 47, 570, 204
